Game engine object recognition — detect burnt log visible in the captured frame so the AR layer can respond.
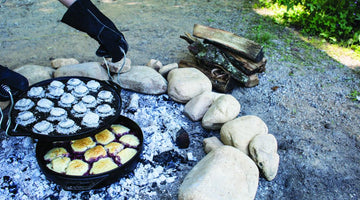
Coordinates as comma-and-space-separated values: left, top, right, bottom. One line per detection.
193, 24, 264, 62
180, 33, 260, 88
222, 50, 267, 75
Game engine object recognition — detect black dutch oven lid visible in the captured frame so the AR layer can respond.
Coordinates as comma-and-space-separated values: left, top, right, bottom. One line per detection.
8, 76, 122, 141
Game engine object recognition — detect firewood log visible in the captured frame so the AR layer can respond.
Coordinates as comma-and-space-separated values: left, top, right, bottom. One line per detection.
193, 24, 264, 63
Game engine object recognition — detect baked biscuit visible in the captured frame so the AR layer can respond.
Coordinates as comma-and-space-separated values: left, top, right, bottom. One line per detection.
59, 93, 76, 108
110, 124, 130, 136
90, 157, 118, 175
36, 99, 54, 112
47, 107, 67, 122
95, 129, 115, 145
84, 145, 107, 162
104, 142, 124, 155
27, 87, 45, 98
16, 111, 36, 126
66, 159, 89, 176
81, 112, 100, 128
71, 137, 96, 153
56, 119, 79, 134
72, 85, 89, 98
44, 147, 69, 161
116, 148, 137, 165
33, 120, 53, 135
95, 104, 114, 117
119, 134, 140, 147
87, 80, 100, 92
47, 157, 70, 174
14, 98, 34, 111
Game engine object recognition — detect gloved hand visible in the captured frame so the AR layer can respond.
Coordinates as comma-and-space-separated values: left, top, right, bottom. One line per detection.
0, 65, 29, 101
61, 0, 128, 63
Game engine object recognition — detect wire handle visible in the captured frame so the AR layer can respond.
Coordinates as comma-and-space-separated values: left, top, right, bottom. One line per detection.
103, 46, 127, 84
0, 84, 14, 135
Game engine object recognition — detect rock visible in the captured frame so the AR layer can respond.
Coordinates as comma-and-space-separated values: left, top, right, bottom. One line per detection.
0, 101, 9, 110
14, 65, 54, 85
50, 58, 79, 69
220, 115, 268, 155
159, 63, 178, 77
202, 94, 240, 130
178, 145, 259, 200
249, 134, 279, 181
54, 62, 109, 80
147, 59, 163, 71
175, 128, 190, 149
203, 136, 224, 154
103, 58, 131, 73
167, 68, 212, 103
184, 91, 224, 121
114, 66, 167, 95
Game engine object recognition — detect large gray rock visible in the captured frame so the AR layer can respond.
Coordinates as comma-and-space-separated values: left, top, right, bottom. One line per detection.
159, 63, 178, 77
203, 136, 224, 154
167, 68, 212, 103
54, 62, 109, 80
202, 94, 241, 130
220, 115, 268, 155
103, 58, 131, 73
184, 91, 224, 121
178, 145, 259, 200
249, 134, 280, 181
114, 65, 167, 95
14, 64, 54, 85
50, 58, 79, 69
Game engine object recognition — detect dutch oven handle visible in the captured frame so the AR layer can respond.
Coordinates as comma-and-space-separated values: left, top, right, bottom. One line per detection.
61, 176, 109, 191
6, 123, 32, 137
105, 80, 122, 97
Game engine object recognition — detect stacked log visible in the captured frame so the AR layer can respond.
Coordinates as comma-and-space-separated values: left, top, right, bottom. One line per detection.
180, 24, 267, 92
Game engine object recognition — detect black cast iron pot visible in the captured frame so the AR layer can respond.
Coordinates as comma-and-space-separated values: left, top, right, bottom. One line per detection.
35, 115, 144, 191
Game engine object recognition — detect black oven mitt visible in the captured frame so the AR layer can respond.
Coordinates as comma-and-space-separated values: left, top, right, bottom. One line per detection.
0, 65, 29, 101
61, 0, 128, 63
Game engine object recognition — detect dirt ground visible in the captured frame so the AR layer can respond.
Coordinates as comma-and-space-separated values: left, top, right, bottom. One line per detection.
1, 0, 360, 199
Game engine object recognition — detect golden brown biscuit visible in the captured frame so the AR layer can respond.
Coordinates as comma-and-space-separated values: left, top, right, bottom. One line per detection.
47, 157, 71, 174
110, 124, 130, 136
44, 147, 69, 161
71, 137, 96, 153
116, 148, 137, 165
66, 159, 89, 176
119, 134, 140, 147
104, 142, 125, 155
90, 157, 118, 175
84, 145, 107, 161
95, 129, 115, 145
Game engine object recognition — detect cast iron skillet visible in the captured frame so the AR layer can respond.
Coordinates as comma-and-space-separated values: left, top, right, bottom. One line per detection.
36, 115, 144, 191
8, 76, 122, 141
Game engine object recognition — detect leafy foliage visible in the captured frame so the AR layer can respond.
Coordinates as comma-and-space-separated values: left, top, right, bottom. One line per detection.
257, 0, 360, 47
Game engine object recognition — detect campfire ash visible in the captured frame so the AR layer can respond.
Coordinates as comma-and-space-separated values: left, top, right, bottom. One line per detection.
0, 90, 209, 199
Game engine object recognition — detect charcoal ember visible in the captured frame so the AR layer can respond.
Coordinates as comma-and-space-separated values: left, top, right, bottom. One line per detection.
1, 176, 18, 196
81, 191, 91, 199
175, 128, 190, 149
152, 150, 187, 169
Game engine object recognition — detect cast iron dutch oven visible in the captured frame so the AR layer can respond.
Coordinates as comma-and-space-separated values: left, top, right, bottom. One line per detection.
8, 76, 144, 191
9, 76, 123, 141
36, 115, 144, 191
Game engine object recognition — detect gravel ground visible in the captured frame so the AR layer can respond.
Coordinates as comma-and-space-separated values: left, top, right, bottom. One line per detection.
1, 0, 360, 199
